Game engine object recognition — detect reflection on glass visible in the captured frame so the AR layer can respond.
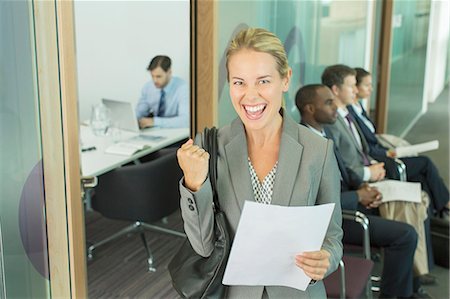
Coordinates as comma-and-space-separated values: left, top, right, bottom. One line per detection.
0, 1, 50, 297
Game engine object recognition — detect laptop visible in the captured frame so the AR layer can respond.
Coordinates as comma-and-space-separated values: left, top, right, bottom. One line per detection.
102, 98, 140, 133
101, 99, 166, 142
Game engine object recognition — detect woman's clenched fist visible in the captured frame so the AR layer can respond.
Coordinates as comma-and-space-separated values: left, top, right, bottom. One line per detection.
177, 139, 210, 192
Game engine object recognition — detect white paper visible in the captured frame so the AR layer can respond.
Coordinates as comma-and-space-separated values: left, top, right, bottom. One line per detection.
104, 142, 150, 156
395, 140, 439, 158
370, 180, 421, 203
222, 201, 335, 291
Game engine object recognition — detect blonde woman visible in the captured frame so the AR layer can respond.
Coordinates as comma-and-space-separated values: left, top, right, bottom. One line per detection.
177, 28, 342, 298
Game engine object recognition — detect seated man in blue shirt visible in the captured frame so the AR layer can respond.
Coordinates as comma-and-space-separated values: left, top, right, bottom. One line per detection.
136, 55, 189, 128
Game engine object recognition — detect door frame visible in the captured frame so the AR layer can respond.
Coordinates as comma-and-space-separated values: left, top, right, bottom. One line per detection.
34, 1, 87, 297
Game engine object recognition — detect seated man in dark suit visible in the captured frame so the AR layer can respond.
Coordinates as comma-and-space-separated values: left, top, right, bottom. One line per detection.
296, 83, 433, 299
351, 67, 449, 218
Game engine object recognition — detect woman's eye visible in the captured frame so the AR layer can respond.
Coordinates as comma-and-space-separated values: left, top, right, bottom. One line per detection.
259, 79, 269, 84
233, 81, 243, 86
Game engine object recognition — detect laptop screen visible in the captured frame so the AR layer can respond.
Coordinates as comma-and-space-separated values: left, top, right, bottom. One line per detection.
102, 99, 140, 133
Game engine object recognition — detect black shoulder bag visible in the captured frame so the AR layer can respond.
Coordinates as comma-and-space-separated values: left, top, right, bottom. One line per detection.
168, 127, 231, 298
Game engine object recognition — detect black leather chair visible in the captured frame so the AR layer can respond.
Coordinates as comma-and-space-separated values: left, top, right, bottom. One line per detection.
87, 148, 186, 272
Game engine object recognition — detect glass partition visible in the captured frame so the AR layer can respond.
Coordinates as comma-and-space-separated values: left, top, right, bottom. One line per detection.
216, 0, 371, 126
386, 0, 431, 136
0, 1, 51, 297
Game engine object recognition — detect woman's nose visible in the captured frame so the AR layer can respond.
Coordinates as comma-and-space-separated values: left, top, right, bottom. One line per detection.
244, 86, 259, 100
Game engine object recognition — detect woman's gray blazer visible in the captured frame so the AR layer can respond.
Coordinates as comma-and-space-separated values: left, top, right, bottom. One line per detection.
179, 114, 343, 299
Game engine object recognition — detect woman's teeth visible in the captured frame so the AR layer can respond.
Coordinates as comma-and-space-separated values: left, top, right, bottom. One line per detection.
244, 104, 265, 113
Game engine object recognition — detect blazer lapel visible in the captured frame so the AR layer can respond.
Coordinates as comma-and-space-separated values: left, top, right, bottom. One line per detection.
351, 116, 371, 156
337, 114, 367, 157
271, 116, 303, 207
224, 118, 254, 211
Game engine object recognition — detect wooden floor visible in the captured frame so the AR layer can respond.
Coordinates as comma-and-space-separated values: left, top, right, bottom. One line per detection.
86, 210, 185, 298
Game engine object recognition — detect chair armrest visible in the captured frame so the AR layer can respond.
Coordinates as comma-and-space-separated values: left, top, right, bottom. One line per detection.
342, 210, 371, 260
338, 259, 346, 299
393, 158, 407, 181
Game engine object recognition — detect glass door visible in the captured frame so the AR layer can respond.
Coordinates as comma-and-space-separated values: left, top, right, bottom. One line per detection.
386, 0, 431, 136
0, 1, 50, 297
1, 1, 86, 297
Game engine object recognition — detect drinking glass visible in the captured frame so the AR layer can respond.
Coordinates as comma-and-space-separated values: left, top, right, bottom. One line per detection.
90, 104, 111, 136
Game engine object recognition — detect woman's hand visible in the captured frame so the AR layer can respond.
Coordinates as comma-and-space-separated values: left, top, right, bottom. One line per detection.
295, 249, 331, 281
177, 139, 210, 192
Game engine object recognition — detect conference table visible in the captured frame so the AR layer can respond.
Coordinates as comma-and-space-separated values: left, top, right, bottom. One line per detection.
80, 124, 189, 178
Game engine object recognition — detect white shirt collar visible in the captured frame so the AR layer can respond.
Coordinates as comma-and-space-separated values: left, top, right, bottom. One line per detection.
351, 103, 363, 115
337, 107, 349, 118
307, 124, 326, 138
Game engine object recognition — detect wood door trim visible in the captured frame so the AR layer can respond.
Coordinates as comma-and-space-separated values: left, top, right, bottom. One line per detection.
375, 0, 394, 133
34, 0, 87, 297
192, 0, 217, 133
56, 1, 87, 297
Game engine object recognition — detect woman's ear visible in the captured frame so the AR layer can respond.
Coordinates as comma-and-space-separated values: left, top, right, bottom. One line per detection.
282, 68, 292, 92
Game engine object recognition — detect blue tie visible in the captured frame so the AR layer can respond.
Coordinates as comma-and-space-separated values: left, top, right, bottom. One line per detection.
157, 89, 166, 117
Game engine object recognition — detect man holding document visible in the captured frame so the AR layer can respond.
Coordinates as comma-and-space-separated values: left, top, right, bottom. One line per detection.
177, 28, 343, 298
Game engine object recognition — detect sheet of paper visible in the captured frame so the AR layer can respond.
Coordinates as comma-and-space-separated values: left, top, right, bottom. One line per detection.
222, 201, 335, 291
395, 140, 439, 158
370, 180, 421, 203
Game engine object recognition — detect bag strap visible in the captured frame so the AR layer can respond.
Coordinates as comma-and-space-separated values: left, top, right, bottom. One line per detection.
203, 127, 221, 212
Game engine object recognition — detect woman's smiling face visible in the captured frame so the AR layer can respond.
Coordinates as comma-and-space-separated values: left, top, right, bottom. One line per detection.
228, 49, 290, 131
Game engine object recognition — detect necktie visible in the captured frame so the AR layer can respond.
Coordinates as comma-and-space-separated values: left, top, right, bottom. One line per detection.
157, 89, 166, 117
345, 114, 370, 165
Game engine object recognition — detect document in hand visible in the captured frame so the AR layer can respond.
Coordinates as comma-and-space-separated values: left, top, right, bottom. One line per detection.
104, 142, 150, 156
395, 140, 439, 158
222, 201, 335, 291
370, 180, 421, 203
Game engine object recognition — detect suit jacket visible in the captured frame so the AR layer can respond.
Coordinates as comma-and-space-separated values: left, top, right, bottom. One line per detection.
347, 105, 388, 158
180, 114, 343, 299
323, 127, 363, 211
299, 122, 362, 211
325, 113, 373, 181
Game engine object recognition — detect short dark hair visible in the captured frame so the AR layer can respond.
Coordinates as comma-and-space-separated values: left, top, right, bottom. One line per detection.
321, 64, 356, 89
355, 67, 371, 86
147, 55, 171, 71
295, 84, 327, 113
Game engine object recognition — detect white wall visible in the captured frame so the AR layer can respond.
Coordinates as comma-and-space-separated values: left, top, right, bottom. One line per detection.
423, 0, 449, 107
74, 0, 190, 121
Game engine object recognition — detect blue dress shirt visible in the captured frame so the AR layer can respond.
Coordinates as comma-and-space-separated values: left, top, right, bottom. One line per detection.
135, 76, 189, 128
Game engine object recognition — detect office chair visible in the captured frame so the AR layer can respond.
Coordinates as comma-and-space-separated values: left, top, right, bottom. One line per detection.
87, 148, 186, 272
324, 210, 375, 299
